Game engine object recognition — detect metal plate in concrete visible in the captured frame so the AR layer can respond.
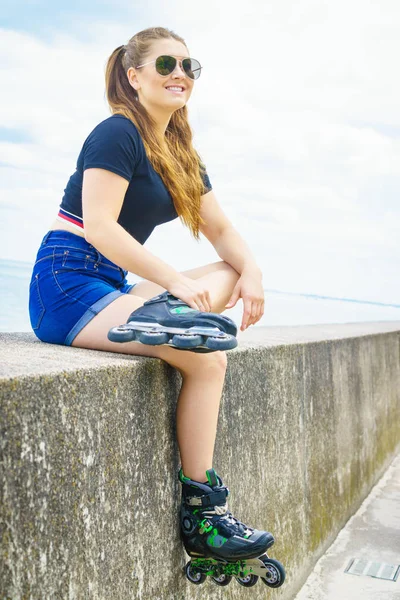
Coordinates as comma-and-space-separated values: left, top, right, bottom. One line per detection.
345, 558, 400, 581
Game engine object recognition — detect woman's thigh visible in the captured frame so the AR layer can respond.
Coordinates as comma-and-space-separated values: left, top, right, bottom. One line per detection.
71, 294, 227, 374
129, 260, 239, 312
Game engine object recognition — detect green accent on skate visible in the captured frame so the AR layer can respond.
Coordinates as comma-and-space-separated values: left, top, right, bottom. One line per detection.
206, 468, 219, 487
191, 558, 251, 578
199, 519, 213, 535
191, 558, 220, 577
244, 532, 251, 539
170, 307, 197, 314
207, 527, 227, 548
178, 468, 191, 483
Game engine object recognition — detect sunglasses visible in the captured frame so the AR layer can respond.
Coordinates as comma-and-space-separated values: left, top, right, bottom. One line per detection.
135, 55, 202, 80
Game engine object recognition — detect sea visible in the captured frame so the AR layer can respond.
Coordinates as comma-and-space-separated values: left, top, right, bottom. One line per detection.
1, 257, 400, 333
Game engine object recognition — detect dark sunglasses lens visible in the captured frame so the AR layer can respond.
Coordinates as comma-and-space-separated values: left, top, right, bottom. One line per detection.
156, 55, 177, 75
182, 58, 202, 80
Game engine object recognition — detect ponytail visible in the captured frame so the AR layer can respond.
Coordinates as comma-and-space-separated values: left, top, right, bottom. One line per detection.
105, 45, 137, 109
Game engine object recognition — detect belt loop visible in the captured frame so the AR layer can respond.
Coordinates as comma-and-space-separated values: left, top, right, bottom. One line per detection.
42, 231, 52, 245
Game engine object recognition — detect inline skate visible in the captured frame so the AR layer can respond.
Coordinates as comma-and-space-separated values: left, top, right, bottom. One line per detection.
108, 291, 238, 352
180, 468, 286, 588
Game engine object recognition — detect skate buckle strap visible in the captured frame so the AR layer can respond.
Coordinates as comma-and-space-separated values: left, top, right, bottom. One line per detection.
199, 520, 213, 534
186, 488, 228, 507
205, 468, 219, 487
144, 292, 189, 308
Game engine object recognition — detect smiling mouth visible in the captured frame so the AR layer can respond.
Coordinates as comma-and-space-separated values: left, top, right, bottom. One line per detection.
165, 87, 185, 93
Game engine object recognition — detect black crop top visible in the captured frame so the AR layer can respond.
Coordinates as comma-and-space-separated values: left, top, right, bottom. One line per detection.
58, 115, 212, 245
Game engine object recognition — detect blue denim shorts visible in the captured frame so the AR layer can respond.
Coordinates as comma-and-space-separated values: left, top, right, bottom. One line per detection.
29, 230, 136, 346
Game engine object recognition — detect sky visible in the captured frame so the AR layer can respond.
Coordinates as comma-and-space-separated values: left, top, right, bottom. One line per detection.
1, 0, 400, 305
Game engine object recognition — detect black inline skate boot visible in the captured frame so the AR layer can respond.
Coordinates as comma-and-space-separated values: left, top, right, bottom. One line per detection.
108, 291, 238, 352
180, 468, 286, 588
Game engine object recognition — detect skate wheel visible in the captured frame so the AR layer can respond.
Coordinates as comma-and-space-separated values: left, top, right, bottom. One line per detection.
107, 326, 136, 343
171, 333, 204, 349
211, 574, 232, 586
184, 561, 206, 585
137, 331, 170, 345
205, 334, 237, 351
236, 574, 259, 587
260, 558, 286, 588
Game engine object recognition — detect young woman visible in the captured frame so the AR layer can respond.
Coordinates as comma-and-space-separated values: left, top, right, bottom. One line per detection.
28, 27, 282, 586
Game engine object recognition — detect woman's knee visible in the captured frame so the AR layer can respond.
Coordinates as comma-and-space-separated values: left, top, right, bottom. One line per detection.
161, 348, 228, 377
209, 350, 228, 372
185, 351, 228, 378
216, 261, 240, 284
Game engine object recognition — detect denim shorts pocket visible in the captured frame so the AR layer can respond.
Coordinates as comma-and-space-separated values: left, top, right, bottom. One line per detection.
58, 247, 99, 272
29, 274, 46, 330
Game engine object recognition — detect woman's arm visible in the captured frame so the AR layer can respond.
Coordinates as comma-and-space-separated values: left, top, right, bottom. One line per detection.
83, 168, 212, 311
199, 190, 261, 276
199, 190, 264, 330
212, 227, 262, 277
83, 168, 180, 287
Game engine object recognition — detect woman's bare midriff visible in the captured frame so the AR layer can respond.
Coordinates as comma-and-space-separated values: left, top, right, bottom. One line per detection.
49, 220, 86, 238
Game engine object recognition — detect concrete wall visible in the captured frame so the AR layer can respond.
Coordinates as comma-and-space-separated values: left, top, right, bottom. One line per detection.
1, 323, 400, 600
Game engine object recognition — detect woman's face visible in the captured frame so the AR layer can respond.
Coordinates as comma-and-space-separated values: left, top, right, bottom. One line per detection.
128, 38, 195, 114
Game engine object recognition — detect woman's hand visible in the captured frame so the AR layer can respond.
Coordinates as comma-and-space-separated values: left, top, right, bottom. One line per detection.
168, 276, 212, 312
225, 269, 265, 331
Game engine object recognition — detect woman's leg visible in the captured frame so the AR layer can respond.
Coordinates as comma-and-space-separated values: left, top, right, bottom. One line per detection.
175, 352, 227, 482
71, 260, 239, 482
129, 260, 239, 311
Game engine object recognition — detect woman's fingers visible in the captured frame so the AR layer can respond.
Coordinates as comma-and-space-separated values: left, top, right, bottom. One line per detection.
242, 297, 264, 329
205, 290, 212, 312
168, 276, 213, 312
253, 300, 264, 325
197, 290, 212, 312
253, 305, 261, 325
254, 299, 265, 325
241, 300, 252, 330
194, 291, 211, 312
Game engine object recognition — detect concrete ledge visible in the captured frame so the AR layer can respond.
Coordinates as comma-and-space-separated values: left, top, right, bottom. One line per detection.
1, 323, 400, 599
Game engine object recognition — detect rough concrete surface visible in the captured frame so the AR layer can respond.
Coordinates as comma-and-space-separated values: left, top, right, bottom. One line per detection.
239, 320, 400, 346
1, 323, 400, 599
295, 452, 400, 600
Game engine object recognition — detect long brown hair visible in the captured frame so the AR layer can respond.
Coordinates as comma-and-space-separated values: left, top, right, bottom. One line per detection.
105, 27, 207, 240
